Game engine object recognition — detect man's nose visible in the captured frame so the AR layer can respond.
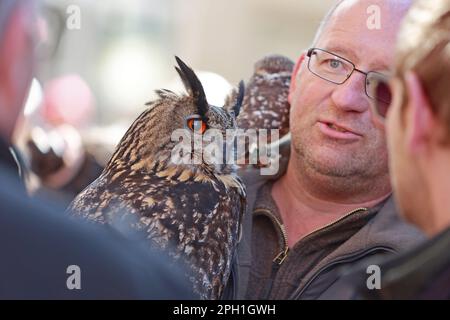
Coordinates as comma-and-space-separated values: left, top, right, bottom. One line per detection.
330, 71, 370, 113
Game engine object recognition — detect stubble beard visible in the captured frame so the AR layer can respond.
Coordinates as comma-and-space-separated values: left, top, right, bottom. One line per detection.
290, 129, 390, 198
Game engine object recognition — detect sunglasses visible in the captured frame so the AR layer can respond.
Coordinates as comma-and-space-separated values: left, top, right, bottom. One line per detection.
368, 73, 394, 121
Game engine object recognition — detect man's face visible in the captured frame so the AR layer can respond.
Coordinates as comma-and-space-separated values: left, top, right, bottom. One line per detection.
386, 78, 430, 228
289, 0, 409, 187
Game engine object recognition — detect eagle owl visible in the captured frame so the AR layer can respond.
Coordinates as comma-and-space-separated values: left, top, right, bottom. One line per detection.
225, 54, 294, 166
226, 54, 293, 137
67, 57, 246, 300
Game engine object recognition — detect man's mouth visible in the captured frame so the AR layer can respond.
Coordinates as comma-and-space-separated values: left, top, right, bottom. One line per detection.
326, 122, 348, 133
318, 121, 362, 140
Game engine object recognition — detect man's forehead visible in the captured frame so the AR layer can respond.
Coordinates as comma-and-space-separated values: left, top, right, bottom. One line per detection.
320, 0, 412, 39
332, 0, 412, 16
313, 0, 412, 72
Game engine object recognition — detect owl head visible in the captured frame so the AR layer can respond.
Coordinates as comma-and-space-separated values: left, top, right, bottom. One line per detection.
172, 57, 245, 174
110, 57, 244, 176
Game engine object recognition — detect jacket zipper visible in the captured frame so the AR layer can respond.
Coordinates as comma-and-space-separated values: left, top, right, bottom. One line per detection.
253, 206, 368, 299
290, 245, 396, 299
253, 208, 289, 299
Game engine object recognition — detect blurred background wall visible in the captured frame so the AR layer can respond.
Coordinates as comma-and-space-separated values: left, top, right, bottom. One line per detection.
33, 0, 336, 124
14, 0, 338, 200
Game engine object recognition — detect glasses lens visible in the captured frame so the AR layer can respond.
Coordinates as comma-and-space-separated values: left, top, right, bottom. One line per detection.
367, 73, 392, 118
308, 49, 353, 84
374, 80, 392, 118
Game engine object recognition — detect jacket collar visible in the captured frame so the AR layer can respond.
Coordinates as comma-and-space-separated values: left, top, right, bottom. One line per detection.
365, 226, 450, 299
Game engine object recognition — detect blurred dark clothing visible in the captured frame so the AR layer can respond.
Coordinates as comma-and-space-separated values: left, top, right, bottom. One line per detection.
0, 138, 22, 183
0, 139, 195, 299
343, 227, 450, 300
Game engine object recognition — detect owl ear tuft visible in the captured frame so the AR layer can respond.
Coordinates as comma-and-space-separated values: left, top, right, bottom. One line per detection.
175, 56, 208, 120
232, 80, 245, 118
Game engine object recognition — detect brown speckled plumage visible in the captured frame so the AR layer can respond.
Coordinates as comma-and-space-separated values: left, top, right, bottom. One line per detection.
226, 54, 294, 139
225, 55, 294, 167
68, 57, 246, 300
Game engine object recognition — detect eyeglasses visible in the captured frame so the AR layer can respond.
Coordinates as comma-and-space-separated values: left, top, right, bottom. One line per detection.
306, 48, 393, 118
367, 73, 395, 121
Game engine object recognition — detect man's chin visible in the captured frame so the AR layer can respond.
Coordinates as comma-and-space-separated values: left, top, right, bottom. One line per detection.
293, 137, 369, 177
302, 153, 364, 178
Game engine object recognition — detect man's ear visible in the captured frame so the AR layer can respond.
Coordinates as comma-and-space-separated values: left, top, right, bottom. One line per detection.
405, 72, 435, 155
288, 52, 306, 104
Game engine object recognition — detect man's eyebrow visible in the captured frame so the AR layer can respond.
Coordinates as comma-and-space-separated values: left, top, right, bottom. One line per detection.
322, 45, 390, 72
323, 45, 358, 62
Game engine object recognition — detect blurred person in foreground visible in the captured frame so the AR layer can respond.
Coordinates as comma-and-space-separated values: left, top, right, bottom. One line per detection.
345, 0, 450, 299
225, 0, 426, 300
0, 0, 193, 299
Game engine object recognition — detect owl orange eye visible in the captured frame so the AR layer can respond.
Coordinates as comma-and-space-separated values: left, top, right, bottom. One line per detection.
187, 118, 207, 134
